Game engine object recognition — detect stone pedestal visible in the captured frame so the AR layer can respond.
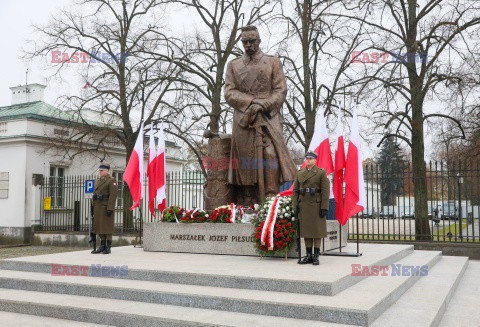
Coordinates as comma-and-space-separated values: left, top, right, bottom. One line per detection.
204, 135, 233, 210
143, 221, 347, 257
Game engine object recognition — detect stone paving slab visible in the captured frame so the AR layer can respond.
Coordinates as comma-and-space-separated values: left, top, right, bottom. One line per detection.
0, 289, 360, 327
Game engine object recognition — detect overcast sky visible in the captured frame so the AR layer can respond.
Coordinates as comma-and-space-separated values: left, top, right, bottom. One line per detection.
0, 0, 73, 106
0, 0, 448, 161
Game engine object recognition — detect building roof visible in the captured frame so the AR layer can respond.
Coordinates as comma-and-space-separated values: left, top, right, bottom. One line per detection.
0, 100, 182, 149
10, 83, 46, 89
0, 101, 99, 125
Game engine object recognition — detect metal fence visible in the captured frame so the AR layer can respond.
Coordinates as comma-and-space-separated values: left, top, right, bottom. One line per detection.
39, 171, 205, 234
39, 161, 480, 243
348, 161, 480, 243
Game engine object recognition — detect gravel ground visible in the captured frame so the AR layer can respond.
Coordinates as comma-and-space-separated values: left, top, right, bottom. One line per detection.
0, 246, 90, 259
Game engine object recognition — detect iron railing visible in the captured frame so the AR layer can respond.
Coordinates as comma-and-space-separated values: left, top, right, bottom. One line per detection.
39, 171, 205, 234
39, 161, 480, 243
348, 161, 480, 243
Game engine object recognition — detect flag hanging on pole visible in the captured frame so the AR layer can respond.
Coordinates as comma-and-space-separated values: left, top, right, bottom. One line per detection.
155, 121, 166, 213
147, 126, 157, 218
312, 106, 334, 175
123, 122, 144, 210
334, 104, 346, 224
279, 107, 333, 196
342, 103, 366, 225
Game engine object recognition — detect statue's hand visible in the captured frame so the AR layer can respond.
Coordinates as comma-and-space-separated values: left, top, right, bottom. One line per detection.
248, 104, 262, 117
253, 99, 272, 113
239, 104, 262, 128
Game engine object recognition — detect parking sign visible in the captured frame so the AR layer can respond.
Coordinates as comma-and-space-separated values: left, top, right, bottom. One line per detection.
85, 179, 95, 198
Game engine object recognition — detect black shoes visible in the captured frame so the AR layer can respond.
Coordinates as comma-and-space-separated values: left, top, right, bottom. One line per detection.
103, 240, 112, 254
298, 247, 313, 264
297, 247, 320, 265
313, 247, 320, 265
92, 240, 106, 254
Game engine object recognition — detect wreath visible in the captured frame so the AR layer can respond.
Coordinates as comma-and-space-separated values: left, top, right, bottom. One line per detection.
207, 204, 242, 223
252, 196, 297, 257
162, 206, 185, 222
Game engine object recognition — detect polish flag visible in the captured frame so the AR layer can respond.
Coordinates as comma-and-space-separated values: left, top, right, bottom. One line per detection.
147, 126, 157, 218
342, 103, 366, 225
155, 121, 166, 213
334, 104, 346, 224
123, 122, 144, 210
279, 107, 333, 196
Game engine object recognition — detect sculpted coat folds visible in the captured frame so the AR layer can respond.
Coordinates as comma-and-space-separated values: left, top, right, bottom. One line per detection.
224, 26, 296, 202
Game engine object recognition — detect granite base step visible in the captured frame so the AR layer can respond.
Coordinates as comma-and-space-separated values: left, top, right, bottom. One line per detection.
0, 311, 111, 327
0, 289, 358, 327
371, 256, 468, 326
0, 243, 413, 296
0, 250, 442, 326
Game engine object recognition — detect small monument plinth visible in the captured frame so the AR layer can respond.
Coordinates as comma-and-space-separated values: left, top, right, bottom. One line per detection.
143, 221, 347, 257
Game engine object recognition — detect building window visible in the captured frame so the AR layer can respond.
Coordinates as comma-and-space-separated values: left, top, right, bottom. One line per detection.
0, 122, 6, 134
112, 171, 124, 208
49, 166, 65, 207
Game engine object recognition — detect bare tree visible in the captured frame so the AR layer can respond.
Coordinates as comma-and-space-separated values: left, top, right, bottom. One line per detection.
272, 0, 366, 150
24, 0, 179, 228
155, 0, 277, 174
333, 0, 480, 240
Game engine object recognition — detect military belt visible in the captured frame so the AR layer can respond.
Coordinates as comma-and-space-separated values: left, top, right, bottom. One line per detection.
92, 194, 109, 200
299, 187, 319, 195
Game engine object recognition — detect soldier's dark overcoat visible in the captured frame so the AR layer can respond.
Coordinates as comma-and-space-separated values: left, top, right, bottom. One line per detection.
291, 165, 330, 238
93, 174, 118, 234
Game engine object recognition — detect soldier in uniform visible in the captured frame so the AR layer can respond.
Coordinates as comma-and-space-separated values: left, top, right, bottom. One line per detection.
292, 152, 330, 265
225, 25, 297, 204
91, 164, 118, 254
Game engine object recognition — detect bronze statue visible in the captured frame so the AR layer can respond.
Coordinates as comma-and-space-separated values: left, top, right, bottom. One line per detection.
225, 25, 297, 204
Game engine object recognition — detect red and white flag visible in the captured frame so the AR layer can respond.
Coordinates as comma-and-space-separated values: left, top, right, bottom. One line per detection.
155, 121, 166, 213
342, 103, 366, 225
334, 104, 346, 224
123, 122, 144, 210
279, 107, 333, 196
147, 127, 157, 217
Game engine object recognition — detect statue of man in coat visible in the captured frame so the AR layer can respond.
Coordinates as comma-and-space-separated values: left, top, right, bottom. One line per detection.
292, 152, 330, 265
224, 25, 297, 205
91, 163, 118, 255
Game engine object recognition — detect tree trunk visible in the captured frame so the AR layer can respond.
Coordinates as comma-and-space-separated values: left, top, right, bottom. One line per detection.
411, 97, 431, 240
301, 0, 314, 151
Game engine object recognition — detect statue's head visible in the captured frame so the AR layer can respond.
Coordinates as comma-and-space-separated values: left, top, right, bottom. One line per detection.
241, 25, 261, 56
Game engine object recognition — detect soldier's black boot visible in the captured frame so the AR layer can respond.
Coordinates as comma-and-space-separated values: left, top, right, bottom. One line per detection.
92, 240, 105, 254
103, 240, 112, 254
313, 247, 320, 265
298, 247, 313, 264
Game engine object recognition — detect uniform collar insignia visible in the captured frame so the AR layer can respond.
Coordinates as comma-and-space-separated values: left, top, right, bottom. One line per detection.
242, 50, 264, 66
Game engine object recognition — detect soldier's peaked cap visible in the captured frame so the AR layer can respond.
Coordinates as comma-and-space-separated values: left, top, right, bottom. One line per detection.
99, 164, 110, 170
305, 152, 318, 159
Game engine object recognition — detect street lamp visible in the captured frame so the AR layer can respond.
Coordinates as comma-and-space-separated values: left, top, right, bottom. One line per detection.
457, 173, 463, 240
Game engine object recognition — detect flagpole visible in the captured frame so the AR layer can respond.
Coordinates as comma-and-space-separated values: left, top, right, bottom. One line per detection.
356, 213, 360, 254
135, 198, 143, 248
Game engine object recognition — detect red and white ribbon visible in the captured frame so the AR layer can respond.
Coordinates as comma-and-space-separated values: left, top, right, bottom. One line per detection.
228, 203, 236, 223
260, 196, 280, 250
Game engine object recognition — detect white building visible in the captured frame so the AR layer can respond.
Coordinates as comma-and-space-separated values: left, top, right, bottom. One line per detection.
0, 83, 185, 243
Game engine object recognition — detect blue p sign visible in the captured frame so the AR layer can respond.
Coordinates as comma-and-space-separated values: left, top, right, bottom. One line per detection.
85, 180, 95, 194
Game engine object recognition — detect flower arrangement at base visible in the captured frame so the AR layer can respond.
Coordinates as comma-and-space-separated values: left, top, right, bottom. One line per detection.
252, 196, 297, 257
162, 206, 185, 222
180, 209, 208, 223
207, 204, 241, 223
